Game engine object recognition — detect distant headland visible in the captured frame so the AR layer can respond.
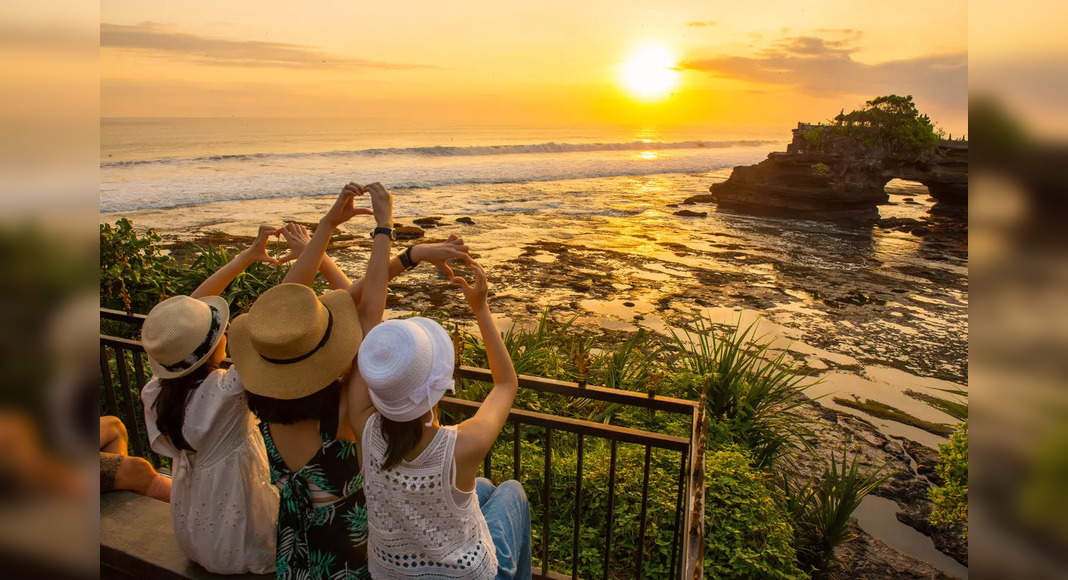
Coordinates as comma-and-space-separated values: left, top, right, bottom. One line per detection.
685, 95, 968, 222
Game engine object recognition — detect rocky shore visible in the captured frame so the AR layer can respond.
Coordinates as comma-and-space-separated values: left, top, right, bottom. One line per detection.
687, 123, 968, 223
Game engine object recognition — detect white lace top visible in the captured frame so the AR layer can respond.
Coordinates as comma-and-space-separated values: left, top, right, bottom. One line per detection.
362, 412, 497, 579
141, 368, 279, 575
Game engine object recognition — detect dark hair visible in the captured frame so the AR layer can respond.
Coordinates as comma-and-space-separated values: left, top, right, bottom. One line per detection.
380, 414, 427, 471
246, 381, 341, 425
153, 363, 217, 452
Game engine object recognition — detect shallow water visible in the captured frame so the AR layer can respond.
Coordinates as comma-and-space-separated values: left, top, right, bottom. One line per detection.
109, 172, 968, 447
854, 495, 969, 578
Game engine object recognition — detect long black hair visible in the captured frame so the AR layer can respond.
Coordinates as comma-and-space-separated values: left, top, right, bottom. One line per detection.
380, 412, 430, 471
245, 380, 341, 425
153, 363, 218, 452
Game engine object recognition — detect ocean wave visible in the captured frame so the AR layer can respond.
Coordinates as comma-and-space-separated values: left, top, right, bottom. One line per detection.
100, 163, 739, 213
101, 139, 774, 167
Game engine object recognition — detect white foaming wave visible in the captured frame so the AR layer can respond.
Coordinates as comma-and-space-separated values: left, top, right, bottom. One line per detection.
100, 139, 774, 168
101, 145, 775, 213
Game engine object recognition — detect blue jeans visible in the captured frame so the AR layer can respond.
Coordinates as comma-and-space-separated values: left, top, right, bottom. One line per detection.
476, 477, 532, 580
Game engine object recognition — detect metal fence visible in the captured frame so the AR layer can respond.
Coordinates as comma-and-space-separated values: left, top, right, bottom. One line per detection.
100, 308, 706, 579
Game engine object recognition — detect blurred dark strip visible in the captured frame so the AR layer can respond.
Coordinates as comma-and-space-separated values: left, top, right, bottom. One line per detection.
0, 1, 99, 578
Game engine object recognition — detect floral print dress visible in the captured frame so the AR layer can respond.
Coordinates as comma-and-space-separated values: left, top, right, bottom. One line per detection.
260, 406, 370, 580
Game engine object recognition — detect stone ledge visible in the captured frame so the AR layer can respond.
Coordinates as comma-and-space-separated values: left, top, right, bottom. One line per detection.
100, 491, 269, 580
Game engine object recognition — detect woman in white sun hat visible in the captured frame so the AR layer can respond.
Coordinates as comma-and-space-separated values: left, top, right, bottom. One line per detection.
140, 224, 284, 575
353, 256, 532, 579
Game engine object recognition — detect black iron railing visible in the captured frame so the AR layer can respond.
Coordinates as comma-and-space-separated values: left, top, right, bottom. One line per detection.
100, 309, 706, 579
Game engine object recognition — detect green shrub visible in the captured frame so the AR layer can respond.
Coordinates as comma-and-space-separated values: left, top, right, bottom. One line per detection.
781, 448, 887, 576
100, 218, 177, 314
812, 162, 830, 176
669, 317, 814, 468
929, 421, 967, 539
703, 447, 806, 579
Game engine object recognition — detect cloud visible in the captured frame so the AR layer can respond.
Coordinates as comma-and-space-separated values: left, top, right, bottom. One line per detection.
100, 22, 433, 70
687, 21, 716, 27
681, 33, 966, 111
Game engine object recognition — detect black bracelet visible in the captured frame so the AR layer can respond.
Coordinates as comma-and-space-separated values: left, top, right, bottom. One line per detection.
399, 245, 417, 270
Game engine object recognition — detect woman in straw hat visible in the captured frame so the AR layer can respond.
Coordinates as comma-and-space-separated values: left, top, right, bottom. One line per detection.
231, 182, 399, 580
139, 224, 285, 574
355, 258, 531, 579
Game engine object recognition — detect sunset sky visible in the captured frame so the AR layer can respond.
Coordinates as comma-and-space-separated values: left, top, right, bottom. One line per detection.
100, 1, 969, 135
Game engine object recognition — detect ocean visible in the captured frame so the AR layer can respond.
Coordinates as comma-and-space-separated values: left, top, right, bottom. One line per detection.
100, 117, 779, 213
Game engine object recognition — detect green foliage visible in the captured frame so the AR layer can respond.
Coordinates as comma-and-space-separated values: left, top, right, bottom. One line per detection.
803, 127, 825, 151
100, 218, 176, 313
669, 317, 814, 468
703, 447, 806, 579
929, 421, 968, 540
828, 94, 941, 159
811, 162, 830, 177
100, 218, 324, 323
781, 448, 887, 576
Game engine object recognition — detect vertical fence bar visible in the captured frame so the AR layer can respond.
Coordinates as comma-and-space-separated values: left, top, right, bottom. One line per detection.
602, 439, 617, 580
571, 434, 584, 580
669, 449, 688, 579
634, 444, 652, 579
129, 350, 157, 466
100, 345, 118, 417
113, 346, 146, 459
542, 427, 552, 577
513, 421, 521, 480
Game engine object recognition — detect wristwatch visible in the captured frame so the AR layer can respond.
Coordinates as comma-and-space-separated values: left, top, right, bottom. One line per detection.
370, 226, 395, 241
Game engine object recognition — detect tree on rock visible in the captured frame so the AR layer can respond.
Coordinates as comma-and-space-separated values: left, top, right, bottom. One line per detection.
828, 94, 940, 159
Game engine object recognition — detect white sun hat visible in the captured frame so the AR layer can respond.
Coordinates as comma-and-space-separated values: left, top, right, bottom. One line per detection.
358, 317, 455, 422
142, 295, 230, 379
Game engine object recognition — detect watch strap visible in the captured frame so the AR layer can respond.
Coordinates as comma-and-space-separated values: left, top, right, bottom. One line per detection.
399, 245, 417, 270
371, 226, 394, 240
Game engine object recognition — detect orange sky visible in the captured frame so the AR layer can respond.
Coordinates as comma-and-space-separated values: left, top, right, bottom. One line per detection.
97, 1, 968, 134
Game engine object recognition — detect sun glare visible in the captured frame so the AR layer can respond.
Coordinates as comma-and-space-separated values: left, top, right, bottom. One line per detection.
620, 44, 680, 102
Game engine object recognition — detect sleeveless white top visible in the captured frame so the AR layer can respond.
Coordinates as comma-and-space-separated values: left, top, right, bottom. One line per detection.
362, 412, 497, 579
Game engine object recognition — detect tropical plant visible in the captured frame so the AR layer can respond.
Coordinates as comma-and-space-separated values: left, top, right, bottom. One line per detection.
828, 94, 941, 159
703, 446, 806, 579
781, 448, 887, 576
929, 421, 968, 540
100, 218, 177, 313
669, 317, 814, 468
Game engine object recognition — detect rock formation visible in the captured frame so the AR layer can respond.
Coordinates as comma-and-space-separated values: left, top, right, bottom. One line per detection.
695, 123, 968, 222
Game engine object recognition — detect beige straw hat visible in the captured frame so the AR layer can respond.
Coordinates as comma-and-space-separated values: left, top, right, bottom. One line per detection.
142, 295, 230, 379
228, 283, 363, 400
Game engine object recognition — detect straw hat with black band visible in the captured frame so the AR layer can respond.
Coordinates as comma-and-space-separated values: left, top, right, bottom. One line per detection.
142, 295, 230, 379
228, 283, 363, 400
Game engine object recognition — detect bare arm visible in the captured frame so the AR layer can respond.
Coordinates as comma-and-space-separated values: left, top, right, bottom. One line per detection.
277, 223, 352, 290
347, 235, 470, 302
282, 184, 372, 287
191, 225, 278, 298
354, 182, 393, 335
454, 260, 518, 467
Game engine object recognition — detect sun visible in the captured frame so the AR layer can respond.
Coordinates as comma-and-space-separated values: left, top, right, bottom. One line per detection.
620, 44, 680, 102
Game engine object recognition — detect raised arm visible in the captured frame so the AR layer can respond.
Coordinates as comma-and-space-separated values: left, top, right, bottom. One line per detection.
282, 183, 371, 287
347, 235, 470, 302
277, 222, 352, 290
454, 259, 518, 464
191, 225, 279, 298
354, 182, 393, 336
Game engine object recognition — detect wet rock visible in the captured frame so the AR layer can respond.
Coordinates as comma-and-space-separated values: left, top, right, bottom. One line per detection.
623, 301, 635, 307
709, 123, 967, 222
455, 216, 475, 225
682, 193, 716, 204
395, 226, 425, 240
673, 209, 707, 218
413, 217, 442, 226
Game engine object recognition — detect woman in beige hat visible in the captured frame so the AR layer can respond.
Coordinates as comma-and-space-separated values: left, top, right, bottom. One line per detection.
231, 182, 398, 580
140, 224, 285, 575
354, 258, 531, 579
